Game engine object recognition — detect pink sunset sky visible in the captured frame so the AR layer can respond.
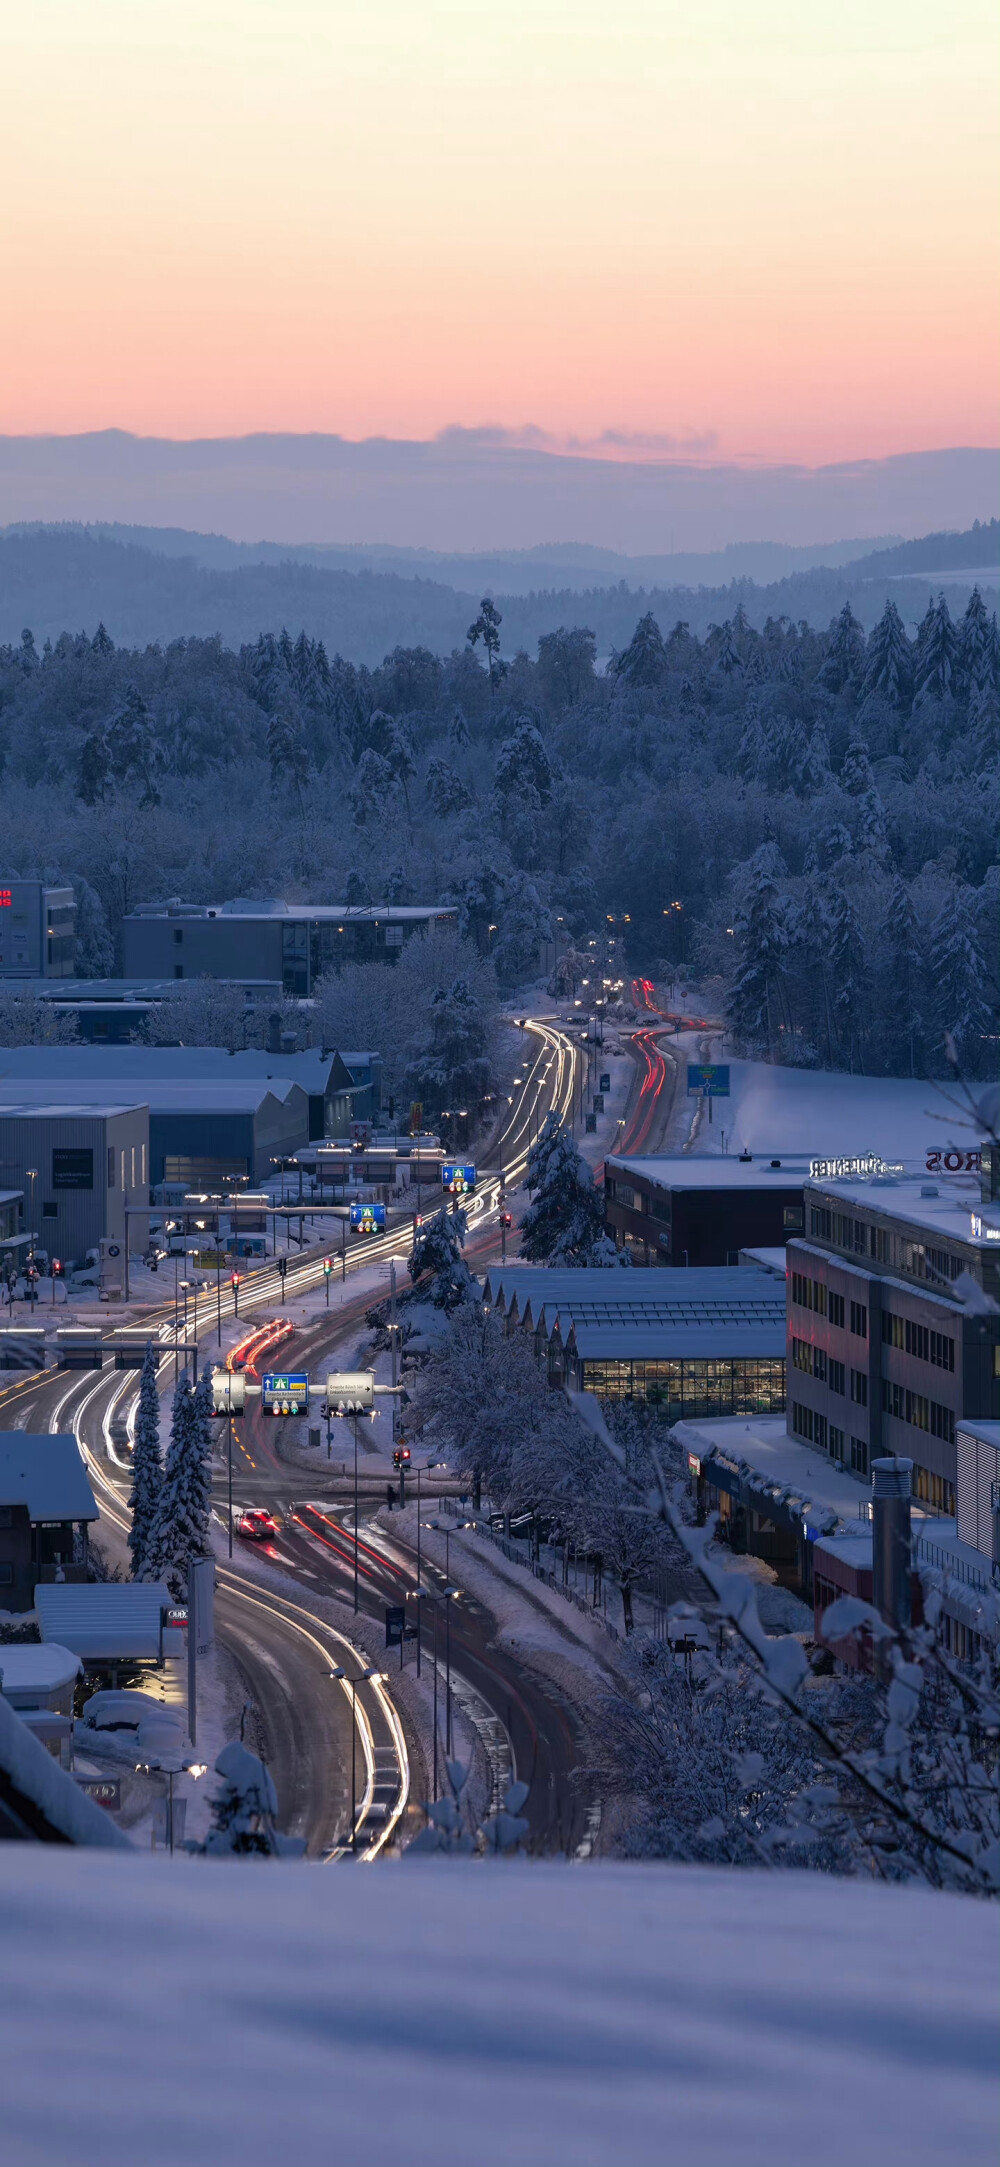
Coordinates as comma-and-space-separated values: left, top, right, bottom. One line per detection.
1, 0, 997, 467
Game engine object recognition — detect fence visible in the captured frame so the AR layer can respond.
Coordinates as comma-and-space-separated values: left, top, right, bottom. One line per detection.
437, 1497, 622, 1645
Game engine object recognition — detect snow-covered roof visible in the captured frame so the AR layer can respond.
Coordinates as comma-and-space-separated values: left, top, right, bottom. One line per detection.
0, 1078, 301, 1113
610, 1154, 810, 1191
0, 1433, 98, 1523
0, 1851, 993, 2164
0, 1691, 129, 1848
0, 1045, 345, 1092
674, 1415, 872, 1527
0, 1101, 146, 1121
484, 1264, 776, 1308
0, 1643, 81, 1701
806, 1172, 995, 1251
130, 899, 455, 922
957, 1418, 1000, 1450
738, 1246, 788, 1276
35, 1582, 172, 1660
568, 1321, 786, 1359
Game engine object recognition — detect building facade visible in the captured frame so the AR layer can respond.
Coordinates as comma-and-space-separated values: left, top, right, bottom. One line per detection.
604, 1154, 807, 1266
0, 1104, 150, 1262
123, 899, 458, 995
483, 1264, 787, 1416
0, 882, 75, 978
785, 1157, 1000, 1516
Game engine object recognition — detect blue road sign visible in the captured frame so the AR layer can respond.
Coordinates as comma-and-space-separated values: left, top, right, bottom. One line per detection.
687, 1064, 730, 1097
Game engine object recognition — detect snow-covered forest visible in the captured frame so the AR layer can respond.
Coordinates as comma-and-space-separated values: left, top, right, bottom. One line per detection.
0, 584, 996, 1076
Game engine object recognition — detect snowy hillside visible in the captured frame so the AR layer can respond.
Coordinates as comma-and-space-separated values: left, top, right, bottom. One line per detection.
697, 1058, 981, 1172
2, 1852, 996, 2167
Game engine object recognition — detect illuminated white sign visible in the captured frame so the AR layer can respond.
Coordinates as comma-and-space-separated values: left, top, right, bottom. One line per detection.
970, 1215, 1000, 1242
809, 1154, 901, 1180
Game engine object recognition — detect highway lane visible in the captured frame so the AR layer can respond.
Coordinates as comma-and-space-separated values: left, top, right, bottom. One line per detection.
230, 1295, 596, 1854
0, 1357, 406, 1859
0, 1014, 583, 1853
103, 1014, 580, 1359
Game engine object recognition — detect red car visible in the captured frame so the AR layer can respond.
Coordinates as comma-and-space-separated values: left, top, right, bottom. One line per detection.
236, 1508, 279, 1542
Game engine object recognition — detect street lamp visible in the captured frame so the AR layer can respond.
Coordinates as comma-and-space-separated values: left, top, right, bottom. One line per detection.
415, 1460, 446, 1674
330, 1664, 385, 1854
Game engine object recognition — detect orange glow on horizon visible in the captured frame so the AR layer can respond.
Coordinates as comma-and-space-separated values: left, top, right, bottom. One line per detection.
0, 1, 995, 467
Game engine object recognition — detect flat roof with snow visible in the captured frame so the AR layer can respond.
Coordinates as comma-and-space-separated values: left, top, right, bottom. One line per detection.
0, 1434, 98, 1524
35, 1582, 173, 1661
610, 1154, 810, 1190
673, 1415, 873, 1528
806, 1171, 996, 1251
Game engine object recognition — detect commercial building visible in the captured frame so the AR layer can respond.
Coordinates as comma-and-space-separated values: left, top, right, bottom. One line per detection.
783, 1150, 1000, 1516
603, 1154, 808, 1266
0, 1104, 149, 1263
0, 1060, 312, 1190
0, 1432, 99, 1609
0, 881, 75, 978
482, 1264, 787, 1418
123, 897, 458, 996
0, 1044, 360, 1146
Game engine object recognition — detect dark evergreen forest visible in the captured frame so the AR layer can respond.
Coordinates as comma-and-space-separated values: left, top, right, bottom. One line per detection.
0, 585, 996, 1078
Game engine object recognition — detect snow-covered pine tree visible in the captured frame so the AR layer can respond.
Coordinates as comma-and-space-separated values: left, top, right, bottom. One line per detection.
142, 1369, 214, 1600
817, 601, 865, 694
825, 879, 867, 1069
409, 977, 491, 1112
613, 611, 667, 689
128, 1342, 162, 1580
928, 883, 992, 1076
518, 1113, 614, 1264
201, 1740, 300, 1856
860, 600, 912, 711
409, 1204, 478, 1311
493, 720, 554, 809
793, 721, 831, 796
880, 875, 924, 1077
726, 860, 789, 1058
955, 586, 992, 702
912, 593, 957, 707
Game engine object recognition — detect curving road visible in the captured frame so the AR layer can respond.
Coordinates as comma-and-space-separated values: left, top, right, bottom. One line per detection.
1, 1015, 587, 1855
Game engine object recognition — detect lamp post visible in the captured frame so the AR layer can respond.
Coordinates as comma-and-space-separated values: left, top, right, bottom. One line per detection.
352, 1412, 360, 1612
415, 1460, 446, 1675
330, 1664, 384, 1854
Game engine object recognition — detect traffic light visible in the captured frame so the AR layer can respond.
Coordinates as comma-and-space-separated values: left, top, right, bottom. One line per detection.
277, 1255, 288, 1277
51, 1258, 63, 1276
500, 1211, 512, 1228
230, 1268, 242, 1316
322, 1256, 333, 1277
392, 1446, 411, 1470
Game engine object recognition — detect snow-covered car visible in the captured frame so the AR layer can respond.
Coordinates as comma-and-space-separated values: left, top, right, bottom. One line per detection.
236, 1508, 279, 1542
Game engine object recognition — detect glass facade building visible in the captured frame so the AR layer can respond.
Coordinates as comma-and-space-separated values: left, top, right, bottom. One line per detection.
577, 1355, 786, 1418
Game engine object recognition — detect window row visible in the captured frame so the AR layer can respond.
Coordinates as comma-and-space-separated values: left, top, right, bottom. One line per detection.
881, 1312, 955, 1371
579, 1357, 786, 1416
809, 1204, 965, 1287
880, 1380, 955, 1444
913, 1466, 957, 1517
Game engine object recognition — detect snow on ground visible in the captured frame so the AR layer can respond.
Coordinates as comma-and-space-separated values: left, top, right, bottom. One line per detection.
2, 1849, 996, 2167
693, 1057, 980, 1169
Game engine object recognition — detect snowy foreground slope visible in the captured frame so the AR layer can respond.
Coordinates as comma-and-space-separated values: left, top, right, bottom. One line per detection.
2, 1855, 996, 2167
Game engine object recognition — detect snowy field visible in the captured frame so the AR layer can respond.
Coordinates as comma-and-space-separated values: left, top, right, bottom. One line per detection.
2, 1852, 996, 2167
696, 1057, 982, 1171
